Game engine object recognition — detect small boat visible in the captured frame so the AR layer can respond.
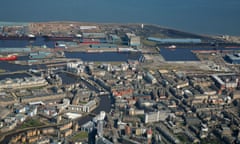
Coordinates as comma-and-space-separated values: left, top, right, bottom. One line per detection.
167, 45, 176, 49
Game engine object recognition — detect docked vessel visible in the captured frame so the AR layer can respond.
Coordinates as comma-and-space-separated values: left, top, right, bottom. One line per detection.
117, 47, 140, 53
43, 35, 75, 41
80, 38, 100, 44
27, 34, 36, 40
29, 51, 52, 59
0, 54, 18, 61
166, 45, 176, 49
0, 34, 36, 40
225, 46, 240, 48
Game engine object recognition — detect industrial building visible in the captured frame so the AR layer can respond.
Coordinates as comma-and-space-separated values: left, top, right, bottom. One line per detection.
0, 77, 48, 89
147, 37, 202, 43
126, 33, 141, 47
0, 47, 31, 53
80, 26, 97, 30
224, 53, 240, 64
129, 36, 141, 47
90, 44, 117, 49
109, 34, 121, 43
82, 33, 106, 39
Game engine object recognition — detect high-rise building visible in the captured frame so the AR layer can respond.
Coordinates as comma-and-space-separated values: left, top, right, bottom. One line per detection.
97, 120, 104, 136
147, 128, 153, 144
125, 124, 131, 136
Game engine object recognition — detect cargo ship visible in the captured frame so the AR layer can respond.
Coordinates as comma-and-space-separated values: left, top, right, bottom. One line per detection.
80, 38, 100, 44
225, 46, 240, 48
0, 34, 36, 40
0, 54, 17, 61
117, 48, 140, 53
192, 49, 235, 54
29, 51, 53, 59
43, 35, 75, 41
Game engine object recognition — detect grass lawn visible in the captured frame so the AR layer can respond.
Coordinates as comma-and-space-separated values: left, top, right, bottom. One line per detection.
142, 39, 156, 47
177, 134, 190, 144
72, 131, 88, 141
200, 138, 222, 144
0, 69, 6, 73
79, 101, 88, 104
20, 118, 44, 129
27, 86, 45, 90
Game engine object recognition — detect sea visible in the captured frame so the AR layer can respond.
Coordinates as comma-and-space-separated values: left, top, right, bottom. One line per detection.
0, 0, 239, 35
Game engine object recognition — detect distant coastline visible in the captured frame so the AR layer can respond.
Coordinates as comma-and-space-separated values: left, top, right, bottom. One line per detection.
0, 21, 240, 38
0, 21, 211, 38
0, 0, 239, 35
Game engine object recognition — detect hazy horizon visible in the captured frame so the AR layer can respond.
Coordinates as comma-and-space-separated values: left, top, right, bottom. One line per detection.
0, 0, 240, 35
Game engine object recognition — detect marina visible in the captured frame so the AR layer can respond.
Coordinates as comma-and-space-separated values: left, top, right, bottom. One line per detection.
0, 37, 239, 62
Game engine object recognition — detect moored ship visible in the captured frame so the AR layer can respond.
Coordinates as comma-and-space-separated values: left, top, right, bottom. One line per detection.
43, 35, 75, 41
166, 45, 176, 49
29, 51, 52, 59
0, 54, 18, 61
0, 34, 36, 40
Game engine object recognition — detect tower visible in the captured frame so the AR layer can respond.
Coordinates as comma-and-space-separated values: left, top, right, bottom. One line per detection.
97, 120, 104, 136
125, 124, 131, 136
141, 24, 144, 29
147, 127, 152, 144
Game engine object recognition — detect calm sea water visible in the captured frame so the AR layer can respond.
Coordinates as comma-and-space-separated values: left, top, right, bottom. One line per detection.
160, 47, 240, 61
0, 37, 54, 48
65, 52, 142, 61
0, 0, 239, 35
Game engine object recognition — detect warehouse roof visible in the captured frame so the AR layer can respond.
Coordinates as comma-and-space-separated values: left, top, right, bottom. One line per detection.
147, 37, 201, 43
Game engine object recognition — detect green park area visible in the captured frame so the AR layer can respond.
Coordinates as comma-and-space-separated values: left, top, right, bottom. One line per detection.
20, 118, 44, 129
72, 131, 88, 141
